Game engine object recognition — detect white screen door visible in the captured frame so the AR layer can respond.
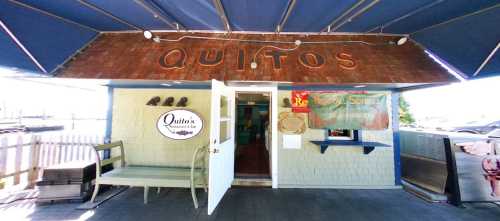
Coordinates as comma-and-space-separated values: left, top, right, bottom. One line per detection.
208, 79, 235, 215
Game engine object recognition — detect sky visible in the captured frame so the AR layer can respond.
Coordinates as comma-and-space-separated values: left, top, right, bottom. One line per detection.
403, 76, 500, 128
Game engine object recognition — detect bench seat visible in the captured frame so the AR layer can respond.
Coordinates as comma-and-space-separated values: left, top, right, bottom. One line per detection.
90, 141, 208, 208
99, 166, 204, 188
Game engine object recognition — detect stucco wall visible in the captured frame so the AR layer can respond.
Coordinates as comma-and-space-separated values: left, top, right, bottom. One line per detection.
277, 90, 396, 188
111, 88, 211, 167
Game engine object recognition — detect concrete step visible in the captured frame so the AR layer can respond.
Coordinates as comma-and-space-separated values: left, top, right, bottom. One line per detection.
232, 178, 272, 187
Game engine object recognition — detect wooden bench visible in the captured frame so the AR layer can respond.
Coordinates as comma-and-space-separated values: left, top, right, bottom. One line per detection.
90, 141, 208, 208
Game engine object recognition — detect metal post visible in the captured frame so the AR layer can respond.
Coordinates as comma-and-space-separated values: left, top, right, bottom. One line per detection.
275, 0, 297, 33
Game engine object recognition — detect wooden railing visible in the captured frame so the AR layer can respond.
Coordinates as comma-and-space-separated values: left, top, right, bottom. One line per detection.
0, 133, 105, 189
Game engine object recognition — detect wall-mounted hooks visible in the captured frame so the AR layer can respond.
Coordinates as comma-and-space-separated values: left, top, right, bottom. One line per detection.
176, 97, 188, 107
283, 98, 292, 108
146, 96, 161, 106
162, 97, 175, 106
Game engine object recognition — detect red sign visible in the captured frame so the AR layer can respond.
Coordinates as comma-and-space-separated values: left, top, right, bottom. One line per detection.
291, 91, 310, 113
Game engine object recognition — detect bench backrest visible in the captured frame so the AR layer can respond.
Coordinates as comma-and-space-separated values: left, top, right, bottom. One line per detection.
93, 141, 125, 177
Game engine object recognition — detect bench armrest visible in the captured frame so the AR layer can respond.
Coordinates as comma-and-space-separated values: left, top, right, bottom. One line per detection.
191, 144, 208, 184
93, 141, 125, 177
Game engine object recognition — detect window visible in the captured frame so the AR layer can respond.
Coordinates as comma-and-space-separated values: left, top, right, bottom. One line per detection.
326, 129, 359, 141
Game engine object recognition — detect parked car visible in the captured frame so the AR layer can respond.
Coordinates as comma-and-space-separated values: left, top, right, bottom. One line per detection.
452, 120, 500, 134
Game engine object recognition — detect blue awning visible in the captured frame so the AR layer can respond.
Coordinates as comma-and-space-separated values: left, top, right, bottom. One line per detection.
0, 0, 498, 79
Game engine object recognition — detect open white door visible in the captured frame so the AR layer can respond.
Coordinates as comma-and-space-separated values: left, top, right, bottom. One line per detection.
208, 79, 235, 215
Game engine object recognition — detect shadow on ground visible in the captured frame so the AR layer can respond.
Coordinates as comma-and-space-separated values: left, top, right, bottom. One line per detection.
1, 188, 500, 221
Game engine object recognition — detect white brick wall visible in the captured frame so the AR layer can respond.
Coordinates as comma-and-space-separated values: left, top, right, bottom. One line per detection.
277, 91, 396, 188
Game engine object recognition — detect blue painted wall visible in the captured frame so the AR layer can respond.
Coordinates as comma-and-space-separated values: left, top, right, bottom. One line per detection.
0, 1, 98, 74
412, 6, 500, 78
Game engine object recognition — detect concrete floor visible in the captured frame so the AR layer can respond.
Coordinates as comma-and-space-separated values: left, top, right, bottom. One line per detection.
1, 188, 499, 221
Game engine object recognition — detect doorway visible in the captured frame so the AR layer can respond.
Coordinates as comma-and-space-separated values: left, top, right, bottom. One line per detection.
234, 92, 271, 181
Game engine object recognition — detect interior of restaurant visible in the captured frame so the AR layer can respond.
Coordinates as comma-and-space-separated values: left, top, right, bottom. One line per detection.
234, 92, 271, 179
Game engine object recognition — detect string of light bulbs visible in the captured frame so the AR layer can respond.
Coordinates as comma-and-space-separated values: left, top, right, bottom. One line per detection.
142, 31, 408, 69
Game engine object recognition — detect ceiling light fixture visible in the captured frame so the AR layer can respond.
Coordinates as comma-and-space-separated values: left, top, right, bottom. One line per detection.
143, 31, 153, 39
354, 85, 367, 88
396, 37, 408, 46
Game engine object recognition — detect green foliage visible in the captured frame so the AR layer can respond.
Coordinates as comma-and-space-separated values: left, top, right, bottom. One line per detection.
399, 95, 415, 125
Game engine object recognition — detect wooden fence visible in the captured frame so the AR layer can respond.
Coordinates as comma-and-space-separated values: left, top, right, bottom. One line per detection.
0, 133, 105, 188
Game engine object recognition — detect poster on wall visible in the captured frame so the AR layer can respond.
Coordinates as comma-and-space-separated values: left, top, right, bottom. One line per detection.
291, 91, 310, 113
157, 109, 203, 140
308, 93, 388, 130
454, 140, 500, 202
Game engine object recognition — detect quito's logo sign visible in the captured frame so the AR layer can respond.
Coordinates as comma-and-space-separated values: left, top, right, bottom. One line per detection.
157, 110, 203, 140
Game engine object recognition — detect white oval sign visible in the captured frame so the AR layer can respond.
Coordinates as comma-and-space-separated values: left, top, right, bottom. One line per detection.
157, 110, 203, 140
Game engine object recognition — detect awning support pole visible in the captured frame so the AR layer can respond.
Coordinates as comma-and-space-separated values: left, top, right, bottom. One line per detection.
0, 20, 47, 73
320, 0, 366, 33
366, 0, 445, 33
77, 0, 143, 31
212, 0, 231, 34
473, 42, 500, 77
275, 0, 297, 34
330, 0, 380, 32
132, 0, 184, 30
8, 0, 99, 32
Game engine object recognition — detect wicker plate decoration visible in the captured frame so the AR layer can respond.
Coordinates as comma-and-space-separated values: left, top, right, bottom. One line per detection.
278, 112, 306, 134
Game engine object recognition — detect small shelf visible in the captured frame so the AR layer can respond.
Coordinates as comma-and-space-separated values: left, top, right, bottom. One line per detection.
309, 140, 391, 154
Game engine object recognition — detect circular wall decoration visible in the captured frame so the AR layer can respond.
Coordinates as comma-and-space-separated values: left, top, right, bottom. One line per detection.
278, 112, 306, 134
157, 109, 203, 140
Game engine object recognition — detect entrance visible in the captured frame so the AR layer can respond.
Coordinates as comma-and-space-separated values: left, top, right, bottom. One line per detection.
208, 81, 278, 214
234, 92, 271, 184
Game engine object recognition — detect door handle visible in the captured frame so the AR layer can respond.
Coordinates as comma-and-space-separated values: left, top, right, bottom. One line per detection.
209, 149, 220, 154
